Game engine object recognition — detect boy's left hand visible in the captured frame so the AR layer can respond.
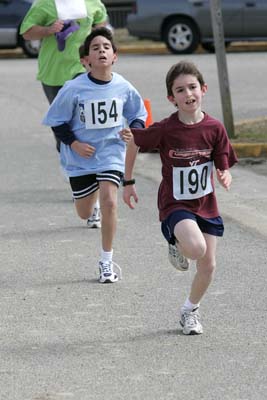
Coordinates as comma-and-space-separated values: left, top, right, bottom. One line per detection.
123, 185, 138, 209
216, 169, 232, 190
119, 128, 132, 143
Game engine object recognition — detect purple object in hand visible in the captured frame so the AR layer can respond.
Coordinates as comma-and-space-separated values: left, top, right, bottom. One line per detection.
55, 20, 80, 51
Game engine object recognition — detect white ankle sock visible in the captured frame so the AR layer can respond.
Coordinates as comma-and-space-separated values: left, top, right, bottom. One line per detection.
181, 298, 200, 313
94, 199, 100, 209
100, 249, 113, 263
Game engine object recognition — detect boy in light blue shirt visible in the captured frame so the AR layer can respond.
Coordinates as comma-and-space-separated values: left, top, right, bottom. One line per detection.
43, 27, 147, 283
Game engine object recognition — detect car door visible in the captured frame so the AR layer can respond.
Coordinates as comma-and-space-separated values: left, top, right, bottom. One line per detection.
189, 0, 243, 38
0, 0, 30, 47
242, 0, 267, 37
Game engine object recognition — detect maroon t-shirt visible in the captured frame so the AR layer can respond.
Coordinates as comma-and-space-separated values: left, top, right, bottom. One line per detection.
132, 112, 238, 221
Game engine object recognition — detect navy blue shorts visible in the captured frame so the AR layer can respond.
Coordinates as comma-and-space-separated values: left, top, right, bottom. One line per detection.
161, 210, 224, 244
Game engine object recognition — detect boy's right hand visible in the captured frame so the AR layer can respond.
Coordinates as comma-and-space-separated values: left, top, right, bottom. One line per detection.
123, 186, 138, 209
71, 141, 96, 158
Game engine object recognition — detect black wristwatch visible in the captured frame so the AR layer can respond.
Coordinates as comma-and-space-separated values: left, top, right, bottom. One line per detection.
122, 179, 136, 187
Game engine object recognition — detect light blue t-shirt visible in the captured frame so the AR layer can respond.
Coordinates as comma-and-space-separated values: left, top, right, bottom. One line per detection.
43, 72, 147, 177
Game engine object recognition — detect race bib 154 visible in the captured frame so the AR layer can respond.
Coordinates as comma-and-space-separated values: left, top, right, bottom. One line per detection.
84, 98, 123, 130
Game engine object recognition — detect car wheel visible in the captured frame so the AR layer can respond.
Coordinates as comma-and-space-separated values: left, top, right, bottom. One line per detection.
20, 37, 40, 58
162, 18, 200, 54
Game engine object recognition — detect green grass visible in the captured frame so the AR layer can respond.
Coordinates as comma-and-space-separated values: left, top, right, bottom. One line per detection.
233, 118, 267, 142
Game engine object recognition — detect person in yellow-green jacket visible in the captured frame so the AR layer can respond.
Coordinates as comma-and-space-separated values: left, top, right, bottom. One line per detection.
20, 0, 107, 145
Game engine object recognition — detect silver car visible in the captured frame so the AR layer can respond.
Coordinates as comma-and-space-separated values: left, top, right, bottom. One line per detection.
0, 0, 40, 57
127, 0, 267, 54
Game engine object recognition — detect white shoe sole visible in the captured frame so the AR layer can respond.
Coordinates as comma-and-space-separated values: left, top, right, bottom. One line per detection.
87, 220, 101, 229
99, 275, 118, 283
180, 320, 203, 335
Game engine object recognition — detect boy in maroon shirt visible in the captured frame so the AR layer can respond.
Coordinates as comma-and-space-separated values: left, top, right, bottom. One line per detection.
122, 61, 238, 335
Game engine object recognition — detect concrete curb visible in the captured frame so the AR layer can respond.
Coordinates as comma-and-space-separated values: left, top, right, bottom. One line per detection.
1, 40, 267, 58
117, 41, 267, 55
232, 143, 267, 158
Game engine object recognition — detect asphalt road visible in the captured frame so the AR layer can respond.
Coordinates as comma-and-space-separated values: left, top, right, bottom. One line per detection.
0, 55, 267, 399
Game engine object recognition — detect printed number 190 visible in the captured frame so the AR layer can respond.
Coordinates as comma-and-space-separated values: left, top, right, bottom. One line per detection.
180, 165, 208, 194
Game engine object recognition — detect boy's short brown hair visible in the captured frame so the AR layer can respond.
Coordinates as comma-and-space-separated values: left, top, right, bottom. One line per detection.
83, 27, 117, 56
79, 43, 85, 59
166, 61, 205, 96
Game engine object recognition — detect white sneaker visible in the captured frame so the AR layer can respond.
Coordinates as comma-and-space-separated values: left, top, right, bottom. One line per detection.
87, 206, 101, 229
180, 308, 203, 335
168, 241, 189, 271
98, 261, 122, 283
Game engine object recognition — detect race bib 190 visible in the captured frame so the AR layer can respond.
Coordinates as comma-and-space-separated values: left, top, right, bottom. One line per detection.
172, 161, 213, 200
84, 98, 123, 129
